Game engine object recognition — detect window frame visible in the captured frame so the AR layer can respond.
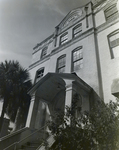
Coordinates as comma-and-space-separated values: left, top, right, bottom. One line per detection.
56, 54, 66, 73
108, 29, 119, 59
34, 67, 44, 84
41, 47, 48, 59
73, 23, 82, 38
71, 46, 83, 72
60, 32, 68, 45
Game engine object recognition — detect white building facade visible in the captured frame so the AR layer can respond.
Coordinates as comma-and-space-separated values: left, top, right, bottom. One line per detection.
26, 0, 119, 129
29, 0, 119, 102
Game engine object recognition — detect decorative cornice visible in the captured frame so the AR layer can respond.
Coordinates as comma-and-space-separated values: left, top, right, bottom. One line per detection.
33, 34, 54, 54
57, 12, 93, 37
56, 2, 93, 35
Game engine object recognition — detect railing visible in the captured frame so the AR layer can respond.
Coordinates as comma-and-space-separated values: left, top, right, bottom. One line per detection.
14, 126, 47, 150
3, 126, 47, 150
37, 134, 55, 150
3, 142, 17, 150
0, 127, 30, 150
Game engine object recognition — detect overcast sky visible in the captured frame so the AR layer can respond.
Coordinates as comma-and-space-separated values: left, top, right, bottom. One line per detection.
0, 0, 90, 69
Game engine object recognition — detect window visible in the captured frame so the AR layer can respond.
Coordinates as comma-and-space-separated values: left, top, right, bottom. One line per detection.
56, 55, 66, 73
72, 47, 83, 71
34, 68, 44, 83
41, 47, 47, 59
60, 33, 68, 45
73, 24, 82, 38
105, 4, 118, 21
108, 29, 119, 59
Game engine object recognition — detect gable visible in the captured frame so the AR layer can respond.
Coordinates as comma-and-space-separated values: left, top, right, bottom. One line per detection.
56, 2, 92, 34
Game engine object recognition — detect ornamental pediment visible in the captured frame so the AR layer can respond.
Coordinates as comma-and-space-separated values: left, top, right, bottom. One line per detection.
57, 7, 85, 32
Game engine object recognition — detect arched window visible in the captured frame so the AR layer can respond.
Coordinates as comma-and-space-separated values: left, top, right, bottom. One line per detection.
34, 67, 44, 84
41, 47, 47, 59
108, 29, 119, 59
56, 55, 66, 73
72, 47, 83, 72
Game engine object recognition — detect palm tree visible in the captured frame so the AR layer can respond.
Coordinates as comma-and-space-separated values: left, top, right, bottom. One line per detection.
0, 60, 32, 132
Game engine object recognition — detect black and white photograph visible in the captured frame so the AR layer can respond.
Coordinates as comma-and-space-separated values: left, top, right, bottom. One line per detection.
0, 0, 119, 149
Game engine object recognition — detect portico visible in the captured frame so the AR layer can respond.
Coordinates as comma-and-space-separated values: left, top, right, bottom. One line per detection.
26, 73, 101, 130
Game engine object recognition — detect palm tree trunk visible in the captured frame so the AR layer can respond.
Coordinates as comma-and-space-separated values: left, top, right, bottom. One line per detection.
13, 107, 25, 131
0, 99, 7, 133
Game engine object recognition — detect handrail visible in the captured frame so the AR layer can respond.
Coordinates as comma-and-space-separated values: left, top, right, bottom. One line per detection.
0, 127, 28, 141
37, 134, 55, 150
3, 126, 47, 150
3, 142, 17, 150
14, 125, 47, 150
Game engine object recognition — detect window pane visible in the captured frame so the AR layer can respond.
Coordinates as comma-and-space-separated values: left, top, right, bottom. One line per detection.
58, 67, 65, 73
60, 33, 68, 45
41, 47, 47, 58
57, 55, 66, 73
112, 46, 119, 58
110, 39, 119, 48
35, 68, 44, 83
73, 24, 82, 37
73, 48, 83, 61
110, 33, 119, 41
109, 30, 119, 59
73, 59, 83, 71
58, 56, 66, 68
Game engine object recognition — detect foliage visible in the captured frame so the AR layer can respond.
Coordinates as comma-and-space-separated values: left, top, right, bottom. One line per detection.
47, 97, 119, 150
0, 60, 32, 131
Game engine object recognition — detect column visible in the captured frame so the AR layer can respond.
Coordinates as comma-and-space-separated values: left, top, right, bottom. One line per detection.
65, 86, 73, 108
26, 95, 39, 129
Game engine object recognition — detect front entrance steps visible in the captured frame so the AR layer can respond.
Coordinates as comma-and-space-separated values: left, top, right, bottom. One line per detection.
17, 134, 54, 150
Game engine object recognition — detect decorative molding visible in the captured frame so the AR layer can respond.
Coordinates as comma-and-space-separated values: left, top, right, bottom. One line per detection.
33, 34, 54, 54
57, 8, 86, 34
93, 0, 118, 13
62, 9, 83, 28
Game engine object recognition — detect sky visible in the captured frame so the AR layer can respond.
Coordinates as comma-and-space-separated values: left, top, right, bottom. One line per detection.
0, 0, 90, 69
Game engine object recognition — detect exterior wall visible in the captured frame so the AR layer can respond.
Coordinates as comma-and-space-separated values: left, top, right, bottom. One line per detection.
28, 0, 119, 104
93, 0, 119, 102
29, 32, 100, 95
95, 10, 106, 27
97, 22, 119, 103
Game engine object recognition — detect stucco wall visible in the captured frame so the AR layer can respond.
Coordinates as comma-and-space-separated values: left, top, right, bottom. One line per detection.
97, 22, 119, 103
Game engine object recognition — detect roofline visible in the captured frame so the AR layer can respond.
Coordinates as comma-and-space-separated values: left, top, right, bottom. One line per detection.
55, 1, 92, 28
33, 34, 54, 50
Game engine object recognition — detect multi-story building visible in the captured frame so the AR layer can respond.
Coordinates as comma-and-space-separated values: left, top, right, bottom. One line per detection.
25, 0, 119, 129
0, 0, 119, 149
29, 0, 119, 101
